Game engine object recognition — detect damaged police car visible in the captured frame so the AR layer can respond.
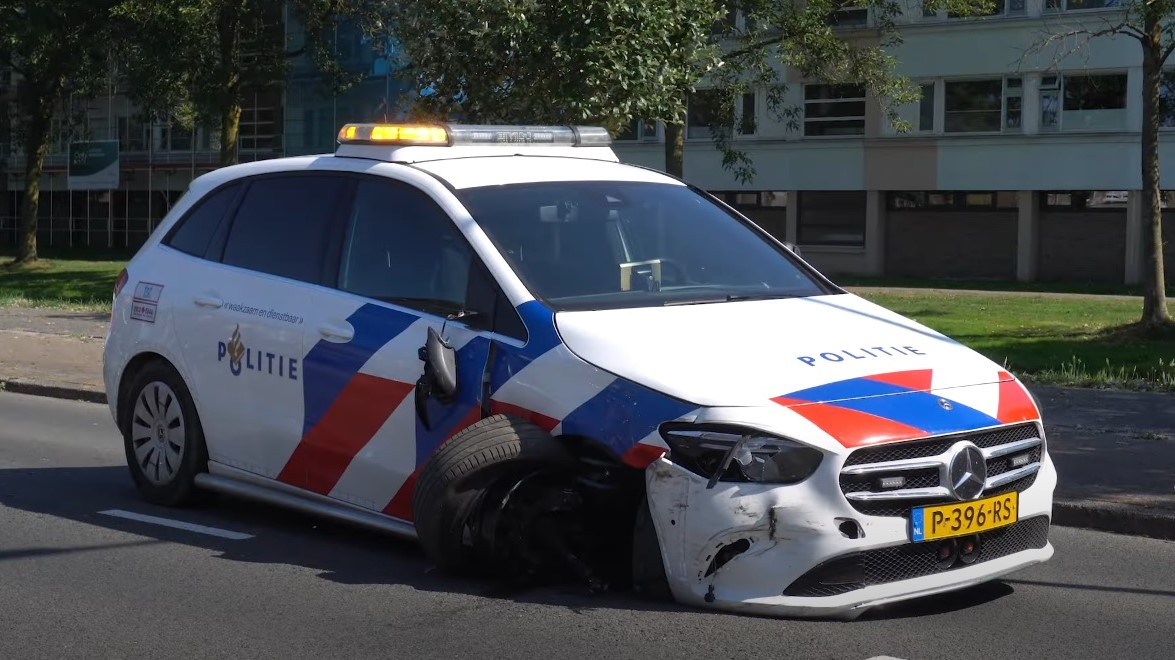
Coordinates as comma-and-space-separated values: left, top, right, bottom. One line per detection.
102, 123, 1055, 618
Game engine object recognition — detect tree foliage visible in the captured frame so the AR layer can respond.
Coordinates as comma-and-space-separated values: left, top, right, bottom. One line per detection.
391, 0, 725, 136
0, 0, 120, 263
113, 0, 394, 166
1023, 3, 1175, 330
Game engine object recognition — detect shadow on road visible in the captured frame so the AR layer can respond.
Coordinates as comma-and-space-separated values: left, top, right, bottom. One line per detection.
1004, 578, 1175, 598
0, 463, 1031, 621
0, 464, 691, 617
859, 581, 1015, 621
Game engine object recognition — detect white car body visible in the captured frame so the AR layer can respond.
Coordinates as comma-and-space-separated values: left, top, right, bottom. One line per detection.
103, 125, 1054, 619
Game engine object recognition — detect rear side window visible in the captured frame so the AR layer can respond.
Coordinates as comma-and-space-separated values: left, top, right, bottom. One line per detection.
222, 175, 348, 284
165, 183, 240, 258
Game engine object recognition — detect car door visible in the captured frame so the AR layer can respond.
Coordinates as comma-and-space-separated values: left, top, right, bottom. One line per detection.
280, 176, 518, 518
167, 172, 351, 479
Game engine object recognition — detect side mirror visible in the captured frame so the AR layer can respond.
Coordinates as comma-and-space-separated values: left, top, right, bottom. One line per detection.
425, 326, 458, 398
415, 326, 458, 430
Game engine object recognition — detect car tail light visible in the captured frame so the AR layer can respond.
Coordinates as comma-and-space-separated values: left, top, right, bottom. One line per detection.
114, 268, 129, 298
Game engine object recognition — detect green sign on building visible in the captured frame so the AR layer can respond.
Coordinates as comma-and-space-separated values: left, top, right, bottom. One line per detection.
68, 140, 120, 190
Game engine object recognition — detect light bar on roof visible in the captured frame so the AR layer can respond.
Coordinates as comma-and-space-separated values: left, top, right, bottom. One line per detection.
336, 123, 612, 148
337, 124, 451, 145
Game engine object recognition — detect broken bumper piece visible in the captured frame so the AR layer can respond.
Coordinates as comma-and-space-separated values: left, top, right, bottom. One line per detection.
643, 451, 1057, 618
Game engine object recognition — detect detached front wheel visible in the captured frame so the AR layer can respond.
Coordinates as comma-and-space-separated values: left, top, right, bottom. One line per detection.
411, 414, 573, 576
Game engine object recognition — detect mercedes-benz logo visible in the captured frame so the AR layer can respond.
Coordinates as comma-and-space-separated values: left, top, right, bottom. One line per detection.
937, 398, 953, 411
947, 442, 987, 501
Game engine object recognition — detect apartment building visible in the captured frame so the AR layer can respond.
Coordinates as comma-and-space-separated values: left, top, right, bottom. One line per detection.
613, 1, 1173, 285
3, 2, 1170, 286
0, 13, 400, 251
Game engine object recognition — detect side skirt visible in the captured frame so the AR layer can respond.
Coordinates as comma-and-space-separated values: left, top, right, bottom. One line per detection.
195, 462, 418, 541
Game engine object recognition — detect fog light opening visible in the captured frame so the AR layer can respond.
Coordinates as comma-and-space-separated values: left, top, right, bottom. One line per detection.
703, 538, 751, 577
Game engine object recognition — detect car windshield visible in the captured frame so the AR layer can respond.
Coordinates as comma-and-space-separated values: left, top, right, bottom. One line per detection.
454, 180, 831, 310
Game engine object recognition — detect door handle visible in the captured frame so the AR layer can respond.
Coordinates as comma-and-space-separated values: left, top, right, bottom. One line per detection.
194, 295, 224, 308
319, 322, 354, 342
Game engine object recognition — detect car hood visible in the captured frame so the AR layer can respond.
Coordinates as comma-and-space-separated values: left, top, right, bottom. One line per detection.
554, 293, 1014, 409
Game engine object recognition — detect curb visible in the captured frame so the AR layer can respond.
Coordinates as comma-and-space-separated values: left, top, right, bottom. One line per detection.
1053, 499, 1175, 541
0, 379, 107, 405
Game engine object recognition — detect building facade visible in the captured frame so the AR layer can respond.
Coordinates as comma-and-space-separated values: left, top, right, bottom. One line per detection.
3, 2, 1172, 286
614, 2, 1175, 285
0, 8, 404, 251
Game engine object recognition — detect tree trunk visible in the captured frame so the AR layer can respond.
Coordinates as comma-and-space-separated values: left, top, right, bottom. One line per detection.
217, 0, 243, 167
1140, 18, 1172, 328
14, 110, 51, 264
219, 102, 242, 166
664, 120, 684, 178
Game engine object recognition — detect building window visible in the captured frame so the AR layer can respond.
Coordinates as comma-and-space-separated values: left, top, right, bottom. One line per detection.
919, 83, 936, 131
925, 0, 1026, 18
1158, 72, 1175, 127
1041, 73, 1127, 131
710, 1, 738, 35
687, 90, 755, 139
118, 117, 147, 152
1041, 191, 1129, 209
1045, 0, 1119, 10
887, 191, 1018, 210
803, 84, 866, 136
828, 1, 869, 26
711, 191, 788, 208
797, 191, 866, 247
616, 119, 659, 141
943, 78, 1025, 133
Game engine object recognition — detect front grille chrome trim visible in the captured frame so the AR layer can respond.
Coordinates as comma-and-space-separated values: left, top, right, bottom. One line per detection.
981, 436, 1043, 460
985, 463, 1041, 489
840, 457, 945, 476
845, 486, 951, 501
838, 423, 1045, 517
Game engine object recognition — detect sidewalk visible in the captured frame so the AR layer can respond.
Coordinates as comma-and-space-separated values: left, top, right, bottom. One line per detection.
1, 307, 1172, 540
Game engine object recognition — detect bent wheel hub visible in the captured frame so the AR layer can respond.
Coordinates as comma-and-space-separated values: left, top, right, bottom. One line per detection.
131, 381, 186, 486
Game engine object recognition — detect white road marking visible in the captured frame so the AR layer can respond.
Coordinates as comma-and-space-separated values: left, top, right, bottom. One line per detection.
865, 656, 907, 660
98, 509, 255, 540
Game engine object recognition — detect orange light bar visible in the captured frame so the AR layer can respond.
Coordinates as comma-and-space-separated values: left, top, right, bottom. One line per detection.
336, 123, 450, 146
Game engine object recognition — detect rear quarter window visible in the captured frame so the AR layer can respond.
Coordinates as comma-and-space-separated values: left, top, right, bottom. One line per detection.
163, 183, 241, 258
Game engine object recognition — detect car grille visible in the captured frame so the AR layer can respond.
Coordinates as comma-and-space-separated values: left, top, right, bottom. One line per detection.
839, 422, 1044, 518
783, 515, 1051, 598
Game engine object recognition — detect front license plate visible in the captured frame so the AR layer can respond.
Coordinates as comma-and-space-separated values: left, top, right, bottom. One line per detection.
910, 492, 1018, 542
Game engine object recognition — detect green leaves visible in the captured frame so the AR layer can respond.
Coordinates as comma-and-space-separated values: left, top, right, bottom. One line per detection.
391, 0, 724, 133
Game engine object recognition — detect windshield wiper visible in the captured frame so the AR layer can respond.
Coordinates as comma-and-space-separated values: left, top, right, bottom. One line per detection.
662, 292, 802, 306
723, 293, 803, 302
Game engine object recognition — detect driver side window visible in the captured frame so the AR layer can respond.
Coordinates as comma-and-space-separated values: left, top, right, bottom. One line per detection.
338, 179, 472, 316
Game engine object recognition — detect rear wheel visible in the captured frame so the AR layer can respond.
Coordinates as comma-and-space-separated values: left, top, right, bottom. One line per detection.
120, 361, 208, 506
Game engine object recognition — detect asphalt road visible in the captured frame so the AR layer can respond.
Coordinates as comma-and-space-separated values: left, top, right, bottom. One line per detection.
1, 391, 1172, 660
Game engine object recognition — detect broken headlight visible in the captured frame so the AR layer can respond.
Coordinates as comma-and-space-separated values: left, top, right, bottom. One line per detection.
660, 424, 824, 488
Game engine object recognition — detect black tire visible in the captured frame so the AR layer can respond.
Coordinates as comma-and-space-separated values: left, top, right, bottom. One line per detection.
120, 360, 208, 507
411, 414, 572, 574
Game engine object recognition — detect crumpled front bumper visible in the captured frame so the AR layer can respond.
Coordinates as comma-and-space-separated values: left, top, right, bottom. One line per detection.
643, 448, 1057, 619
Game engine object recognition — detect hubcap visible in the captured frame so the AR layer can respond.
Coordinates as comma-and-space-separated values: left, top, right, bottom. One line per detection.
130, 381, 186, 485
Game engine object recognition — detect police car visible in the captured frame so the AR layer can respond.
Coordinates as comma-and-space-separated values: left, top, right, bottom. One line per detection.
102, 123, 1055, 618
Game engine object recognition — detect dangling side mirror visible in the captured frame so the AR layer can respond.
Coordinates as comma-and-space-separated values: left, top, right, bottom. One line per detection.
425, 326, 458, 398
415, 326, 458, 430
